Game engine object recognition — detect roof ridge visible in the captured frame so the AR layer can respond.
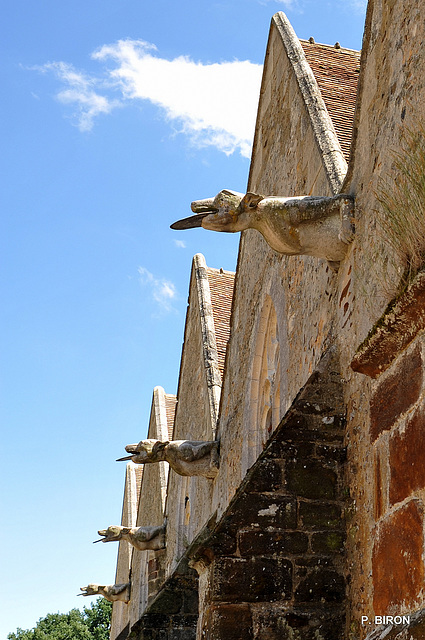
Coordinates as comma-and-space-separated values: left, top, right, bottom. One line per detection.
206, 266, 236, 276
299, 38, 361, 54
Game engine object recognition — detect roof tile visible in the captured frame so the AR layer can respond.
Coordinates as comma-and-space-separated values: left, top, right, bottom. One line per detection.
300, 40, 361, 162
164, 393, 177, 440
207, 268, 235, 379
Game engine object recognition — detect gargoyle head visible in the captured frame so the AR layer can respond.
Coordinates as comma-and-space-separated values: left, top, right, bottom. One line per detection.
117, 439, 169, 464
170, 190, 264, 233
94, 525, 130, 544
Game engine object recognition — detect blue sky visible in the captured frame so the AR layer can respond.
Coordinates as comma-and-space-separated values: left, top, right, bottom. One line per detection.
1, 1, 366, 636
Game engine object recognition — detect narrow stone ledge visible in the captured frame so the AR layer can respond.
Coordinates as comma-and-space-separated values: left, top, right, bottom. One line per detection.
351, 271, 425, 378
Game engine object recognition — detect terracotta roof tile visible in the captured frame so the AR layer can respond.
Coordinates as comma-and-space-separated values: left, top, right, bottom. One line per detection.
207, 268, 235, 378
164, 393, 177, 440
300, 40, 361, 162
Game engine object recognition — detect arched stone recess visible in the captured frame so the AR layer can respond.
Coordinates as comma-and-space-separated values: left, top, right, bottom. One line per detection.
243, 293, 287, 471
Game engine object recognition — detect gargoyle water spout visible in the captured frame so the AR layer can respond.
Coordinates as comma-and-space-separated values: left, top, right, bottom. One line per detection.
117, 439, 219, 479
94, 522, 166, 551
78, 583, 130, 603
171, 189, 355, 266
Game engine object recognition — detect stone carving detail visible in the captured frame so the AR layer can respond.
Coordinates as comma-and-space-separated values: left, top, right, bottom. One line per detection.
171, 189, 355, 265
257, 302, 280, 441
78, 583, 130, 603
94, 522, 166, 550
117, 439, 219, 479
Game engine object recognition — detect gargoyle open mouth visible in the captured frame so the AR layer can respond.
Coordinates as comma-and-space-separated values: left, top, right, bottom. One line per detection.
93, 532, 119, 544
170, 211, 211, 230
171, 196, 219, 230
116, 443, 138, 462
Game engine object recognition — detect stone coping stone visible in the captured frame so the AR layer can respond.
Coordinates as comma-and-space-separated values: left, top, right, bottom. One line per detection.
351, 271, 425, 378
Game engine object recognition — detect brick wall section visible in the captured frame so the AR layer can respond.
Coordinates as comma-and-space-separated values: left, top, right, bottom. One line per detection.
190, 348, 347, 640
147, 550, 166, 607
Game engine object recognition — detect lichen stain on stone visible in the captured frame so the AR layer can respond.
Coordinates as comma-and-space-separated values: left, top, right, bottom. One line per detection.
257, 504, 279, 517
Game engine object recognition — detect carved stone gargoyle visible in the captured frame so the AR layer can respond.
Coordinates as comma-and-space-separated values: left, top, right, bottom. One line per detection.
78, 583, 130, 603
94, 522, 166, 551
171, 189, 355, 266
117, 439, 219, 479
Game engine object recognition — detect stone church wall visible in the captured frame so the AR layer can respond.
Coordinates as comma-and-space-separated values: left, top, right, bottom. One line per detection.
213, 14, 344, 522
333, 0, 425, 635
164, 255, 223, 581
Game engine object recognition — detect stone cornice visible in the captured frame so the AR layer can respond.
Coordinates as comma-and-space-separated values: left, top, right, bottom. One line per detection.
351, 272, 425, 378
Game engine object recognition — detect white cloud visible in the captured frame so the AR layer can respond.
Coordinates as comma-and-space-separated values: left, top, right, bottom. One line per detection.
173, 240, 186, 249
35, 61, 119, 131
34, 40, 263, 157
138, 267, 177, 312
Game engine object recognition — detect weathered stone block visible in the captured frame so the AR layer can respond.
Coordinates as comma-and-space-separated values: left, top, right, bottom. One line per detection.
266, 438, 315, 459
311, 531, 345, 553
298, 500, 342, 529
351, 275, 425, 378
170, 615, 198, 628
294, 568, 345, 602
182, 588, 199, 613
296, 382, 345, 416
209, 530, 237, 557
389, 407, 425, 505
205, 603, 253, 640
370, 345, 422, 442
211, 557, 292, 602
246, 459, 283, 493
295, 556, 334, 569
372, 499, 424, 612
139, 613, 170, 629
315, 443, 347, 462
277, 421, 344, 444
238, 529, 308, 556
225, 494, 297, 531
252, 607, 345, 640
169, 630, 196, 640
148, 590, 183, 615
286, 460, 337, 499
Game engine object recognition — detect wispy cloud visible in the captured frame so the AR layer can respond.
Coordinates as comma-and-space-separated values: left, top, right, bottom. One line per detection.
138, 266, 177, 313
34, 61, 119, 131
173, 239, 186, 249
261, 0, 366, 14
33, 40, 262, 157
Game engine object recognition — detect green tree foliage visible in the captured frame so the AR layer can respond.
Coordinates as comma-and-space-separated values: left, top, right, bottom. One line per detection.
7, 598, 112, 640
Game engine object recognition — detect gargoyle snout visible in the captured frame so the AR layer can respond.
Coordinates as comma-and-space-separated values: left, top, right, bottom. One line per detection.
93, 528, 108, 543
116, 443, 138, 462
191, 197, 216, 213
